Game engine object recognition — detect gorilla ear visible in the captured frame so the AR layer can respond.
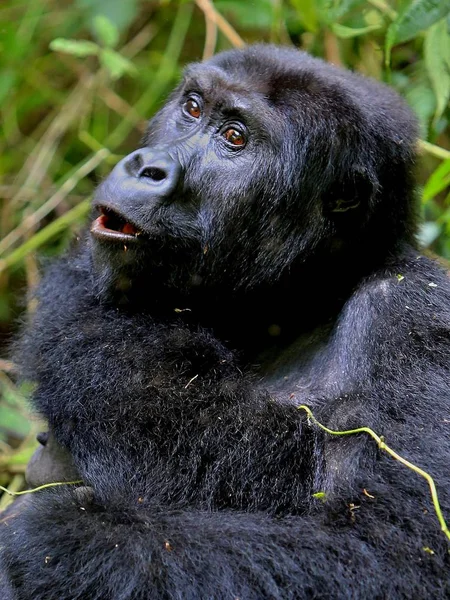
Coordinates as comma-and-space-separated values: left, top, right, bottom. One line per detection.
324, 170, 375, 214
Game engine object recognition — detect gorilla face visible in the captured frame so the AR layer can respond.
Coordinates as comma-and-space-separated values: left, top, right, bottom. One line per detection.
91, 45, 416, 305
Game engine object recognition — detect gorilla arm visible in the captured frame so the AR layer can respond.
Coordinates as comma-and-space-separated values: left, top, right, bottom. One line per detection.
2, 485, 436, 600
1, 252, 449, 600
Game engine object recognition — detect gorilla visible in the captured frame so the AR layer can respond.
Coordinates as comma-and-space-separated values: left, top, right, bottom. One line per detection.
1, 44, 449, 599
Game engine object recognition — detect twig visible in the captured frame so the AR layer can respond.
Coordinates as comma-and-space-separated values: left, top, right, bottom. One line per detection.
202, 5, 218, 60
324, 29, 342, 66
0, 149, 110, 256
0, 199, 90, 276
10, 76, 94, 210
98, 87, 146, 130
195, 0, 245, 48
0, 359, 16, 373
121, 23, 157, 59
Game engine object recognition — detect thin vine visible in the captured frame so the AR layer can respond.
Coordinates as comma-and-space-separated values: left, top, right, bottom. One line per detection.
1, 408, 449, 545
298, 404, 450, 542
0, 481, 82, 497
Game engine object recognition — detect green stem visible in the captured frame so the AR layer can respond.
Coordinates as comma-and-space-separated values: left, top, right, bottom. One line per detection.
419, 140, 450, 161
0, 480, 82, 497
298, 404, 450, 542
0, 200, 90, 275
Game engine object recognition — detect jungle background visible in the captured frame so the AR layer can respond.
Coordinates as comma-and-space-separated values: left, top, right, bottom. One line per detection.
1, 0, 449, 508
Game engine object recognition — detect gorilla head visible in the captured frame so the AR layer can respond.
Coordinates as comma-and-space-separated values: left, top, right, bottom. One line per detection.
91, 45, 417, 310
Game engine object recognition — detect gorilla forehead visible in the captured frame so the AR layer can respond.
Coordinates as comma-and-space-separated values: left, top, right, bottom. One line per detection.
182, 47, 349, 118
200, 44, 416, 141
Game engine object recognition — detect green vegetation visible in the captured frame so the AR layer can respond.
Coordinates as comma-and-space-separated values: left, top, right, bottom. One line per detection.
1, 0, 449, 504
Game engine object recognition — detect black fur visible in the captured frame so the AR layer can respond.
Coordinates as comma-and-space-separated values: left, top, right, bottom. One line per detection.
1, 45, 449, 599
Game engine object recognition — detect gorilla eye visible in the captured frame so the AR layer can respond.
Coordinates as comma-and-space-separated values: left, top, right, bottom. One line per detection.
183, 98, 201, 119
223, 128, 246, 147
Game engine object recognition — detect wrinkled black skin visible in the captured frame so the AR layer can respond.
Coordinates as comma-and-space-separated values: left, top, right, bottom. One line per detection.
1, 45, 450, 599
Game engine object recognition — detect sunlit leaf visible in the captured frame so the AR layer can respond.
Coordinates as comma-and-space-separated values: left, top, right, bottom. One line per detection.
93, 15, 120, 48
424, 19, 450, 124
49, 38, 99, 57
386, 0, 450, 65
405, 74, 436, 136
290, 0, 319, 32
423, 159, 450, 202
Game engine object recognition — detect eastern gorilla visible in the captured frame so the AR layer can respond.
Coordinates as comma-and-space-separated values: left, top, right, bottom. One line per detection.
1, 45, 449, 599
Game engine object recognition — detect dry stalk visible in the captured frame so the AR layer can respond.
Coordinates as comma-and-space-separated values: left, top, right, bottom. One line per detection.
195, 0, 245, 48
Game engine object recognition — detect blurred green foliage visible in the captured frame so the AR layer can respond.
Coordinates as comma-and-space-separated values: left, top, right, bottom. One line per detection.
0, 0, 449, 493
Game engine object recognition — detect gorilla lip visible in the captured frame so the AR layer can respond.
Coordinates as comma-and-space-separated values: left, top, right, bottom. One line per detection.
91, 206, 141, 242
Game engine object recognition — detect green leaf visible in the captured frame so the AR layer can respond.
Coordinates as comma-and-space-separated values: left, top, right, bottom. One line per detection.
312, 491, 327, 501
386, 0, 450, 65
331, 22, 381, 38
0, 382, 30, 438
424, 19, 450, 124
93, 15, 119, 48
405, 74, 436, 137
0, 405, 30, 437
49, 38, 99, 58
290, 0, 319, 32
423, 159, 450, 202
331, 0, 367, 20
99, 48, 136, 80
0, 69, 16, 105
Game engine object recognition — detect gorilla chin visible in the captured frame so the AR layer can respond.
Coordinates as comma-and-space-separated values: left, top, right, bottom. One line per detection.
90, 199, 203, 305
1, 44, 449, 600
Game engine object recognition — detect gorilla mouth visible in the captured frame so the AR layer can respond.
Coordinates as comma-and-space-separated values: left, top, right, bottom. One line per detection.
91, 207, 142, 242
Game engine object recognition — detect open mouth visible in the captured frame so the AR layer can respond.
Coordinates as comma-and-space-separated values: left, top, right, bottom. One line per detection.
91, 206, 142, 242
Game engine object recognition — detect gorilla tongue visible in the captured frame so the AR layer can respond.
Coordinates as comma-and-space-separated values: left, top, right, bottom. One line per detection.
91, 207, 140, 241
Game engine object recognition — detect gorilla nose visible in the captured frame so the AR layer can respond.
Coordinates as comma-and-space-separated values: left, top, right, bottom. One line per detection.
124, 150, 180, 192
93, 149, 182, 221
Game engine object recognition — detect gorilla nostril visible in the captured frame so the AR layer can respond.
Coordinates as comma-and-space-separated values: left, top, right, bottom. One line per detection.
126, 153, 143, 176
121, 149, 179, 189
139, 166, 167, 182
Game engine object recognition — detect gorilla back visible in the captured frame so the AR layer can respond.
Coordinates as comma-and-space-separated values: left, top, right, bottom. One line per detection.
1, 45, 449, 600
